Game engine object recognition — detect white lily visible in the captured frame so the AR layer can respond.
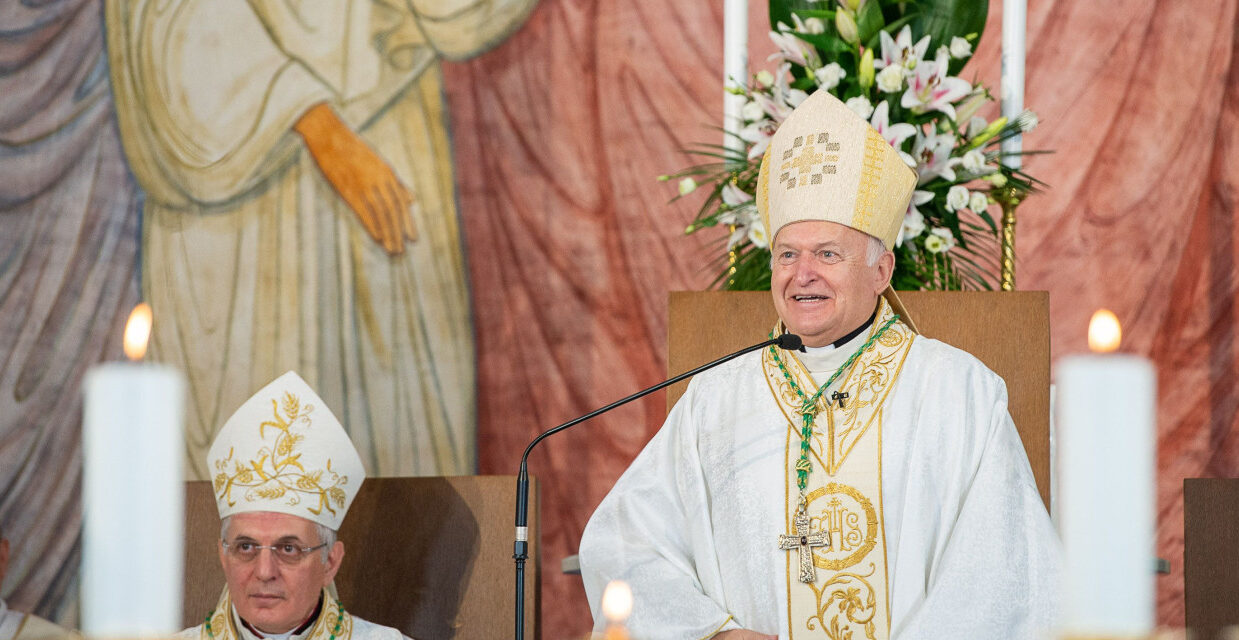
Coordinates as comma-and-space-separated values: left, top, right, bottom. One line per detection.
901, 50, 971, 119
873, 25, 931, 72
898, 190, 932, 247
738, 120, 776, 160
911, 131, 962, 185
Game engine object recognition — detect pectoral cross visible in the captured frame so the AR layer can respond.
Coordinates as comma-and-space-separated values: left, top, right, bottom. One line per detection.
830, 391, 849, 408
777, 511, 830, 583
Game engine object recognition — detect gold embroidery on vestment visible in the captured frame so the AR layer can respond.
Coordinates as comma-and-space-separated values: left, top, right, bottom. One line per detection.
770, 298, 915, 640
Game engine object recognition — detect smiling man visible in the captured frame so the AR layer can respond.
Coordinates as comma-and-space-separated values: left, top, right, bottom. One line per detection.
579, 90, 1059, 640
179, 371, 410, 640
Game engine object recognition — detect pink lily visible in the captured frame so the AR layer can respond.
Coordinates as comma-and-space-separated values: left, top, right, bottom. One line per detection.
768, 23, 819, 69
873, 25, 931, 71
900, 50, 971, 119
869, 102, 917, 166
911, 131, 962, 185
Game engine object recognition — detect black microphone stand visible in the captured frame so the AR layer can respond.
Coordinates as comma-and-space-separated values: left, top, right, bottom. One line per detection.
512, 333, 804, 639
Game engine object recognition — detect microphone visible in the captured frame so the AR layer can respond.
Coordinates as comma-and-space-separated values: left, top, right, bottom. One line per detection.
511, 333, 804, 639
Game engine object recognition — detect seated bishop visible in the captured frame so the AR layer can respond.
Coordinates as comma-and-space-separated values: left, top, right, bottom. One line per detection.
579, 90, 1061, 639
179, 371, 412, 640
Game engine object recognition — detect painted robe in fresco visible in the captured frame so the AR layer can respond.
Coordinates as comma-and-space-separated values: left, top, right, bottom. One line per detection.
105, 0, 536, 478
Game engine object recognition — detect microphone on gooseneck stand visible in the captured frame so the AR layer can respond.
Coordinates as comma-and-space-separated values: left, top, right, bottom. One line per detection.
511, 332, 805, 640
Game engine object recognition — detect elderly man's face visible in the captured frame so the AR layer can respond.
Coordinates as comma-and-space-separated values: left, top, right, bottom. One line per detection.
771, 220, 892, 348
219, 512, 343, 634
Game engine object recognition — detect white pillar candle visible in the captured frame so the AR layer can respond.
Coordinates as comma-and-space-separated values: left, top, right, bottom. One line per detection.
82, 304, 186, 637
1055, 310, 1155, 636
723, 0, 748, 157
1001, 0, 1026, 170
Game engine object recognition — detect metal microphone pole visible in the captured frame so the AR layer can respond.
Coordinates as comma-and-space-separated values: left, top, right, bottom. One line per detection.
512, 333, 804, 639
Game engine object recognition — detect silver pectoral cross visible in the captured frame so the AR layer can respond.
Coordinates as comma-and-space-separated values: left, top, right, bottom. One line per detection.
777, 511, 830, 583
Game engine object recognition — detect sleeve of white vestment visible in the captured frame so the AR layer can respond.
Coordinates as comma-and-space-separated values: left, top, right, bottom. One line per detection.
579, 379, 741, 640
892, 378, 1062, 639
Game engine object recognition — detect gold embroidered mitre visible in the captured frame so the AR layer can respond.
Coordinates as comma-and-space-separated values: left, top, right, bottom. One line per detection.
207, 371, 365, 530
756, 90, 916, 250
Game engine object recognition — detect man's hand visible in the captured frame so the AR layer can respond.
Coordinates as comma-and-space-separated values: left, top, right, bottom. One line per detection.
294, 103, 416, 255
712, 631, 776, 640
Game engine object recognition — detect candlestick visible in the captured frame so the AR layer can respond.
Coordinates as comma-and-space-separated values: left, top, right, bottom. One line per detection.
1055, 309, 1155, 636
81, 303, 187, 637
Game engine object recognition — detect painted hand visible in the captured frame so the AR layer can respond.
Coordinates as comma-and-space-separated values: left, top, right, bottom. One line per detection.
294, 103, 417, 255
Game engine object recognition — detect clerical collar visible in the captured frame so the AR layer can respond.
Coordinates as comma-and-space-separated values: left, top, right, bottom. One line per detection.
796, 309, 878, 375
237, 594, 322, 640
829, 309, 877, 349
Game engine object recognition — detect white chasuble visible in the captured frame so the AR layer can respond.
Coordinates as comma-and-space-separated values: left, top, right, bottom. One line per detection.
765, 300, 912, 640
580, 302, 1060, 639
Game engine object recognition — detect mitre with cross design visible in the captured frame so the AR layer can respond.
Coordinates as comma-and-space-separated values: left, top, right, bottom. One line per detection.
207, 370, 366, 531
756, 89, 921, 329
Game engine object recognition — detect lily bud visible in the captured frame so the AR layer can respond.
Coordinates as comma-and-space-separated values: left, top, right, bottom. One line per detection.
968, 116, 1008, 148
858, 48, 875, 89
846, 0, 862, 10
954, 92, 987, 126
835, 10, 859, 45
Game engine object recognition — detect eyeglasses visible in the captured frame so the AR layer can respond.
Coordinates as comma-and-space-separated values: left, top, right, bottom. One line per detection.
221, 539, 328, 564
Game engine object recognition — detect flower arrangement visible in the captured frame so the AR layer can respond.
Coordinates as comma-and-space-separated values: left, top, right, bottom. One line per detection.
669, 0, 1042, 291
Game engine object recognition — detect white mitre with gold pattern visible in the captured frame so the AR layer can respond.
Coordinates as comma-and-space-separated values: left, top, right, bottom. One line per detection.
207, 371, 365, 530
757, 89, 921, 328
756, 89, 917, 249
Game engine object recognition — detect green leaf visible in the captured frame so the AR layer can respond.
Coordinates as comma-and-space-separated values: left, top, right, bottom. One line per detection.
856, 0, 886, 46
908, 0, 988, 55
771, 0, 828, 32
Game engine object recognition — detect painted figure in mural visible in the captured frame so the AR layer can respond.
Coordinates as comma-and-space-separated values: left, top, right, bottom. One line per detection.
180, 372, 407, 640
104, 0, 537, 479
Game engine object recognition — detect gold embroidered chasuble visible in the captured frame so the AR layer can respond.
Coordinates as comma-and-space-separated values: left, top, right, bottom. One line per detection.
763, 300, 915, 640
198, 588, 352, 640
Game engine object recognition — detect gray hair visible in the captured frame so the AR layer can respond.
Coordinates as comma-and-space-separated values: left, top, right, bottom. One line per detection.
865, 234, 888, 266
220, 515, 336, 563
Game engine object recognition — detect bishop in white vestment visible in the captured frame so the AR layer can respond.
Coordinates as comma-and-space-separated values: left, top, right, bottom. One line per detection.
579, 90, 1060, 640
178, 372, 412, 640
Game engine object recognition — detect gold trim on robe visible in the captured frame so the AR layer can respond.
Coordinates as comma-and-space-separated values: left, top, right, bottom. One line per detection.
764, 298, 914, 640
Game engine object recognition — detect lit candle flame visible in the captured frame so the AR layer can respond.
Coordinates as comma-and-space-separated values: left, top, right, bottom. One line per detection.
601, 580, 633, 624
123, 303, 153, 361
1087, 309, 1121, 353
